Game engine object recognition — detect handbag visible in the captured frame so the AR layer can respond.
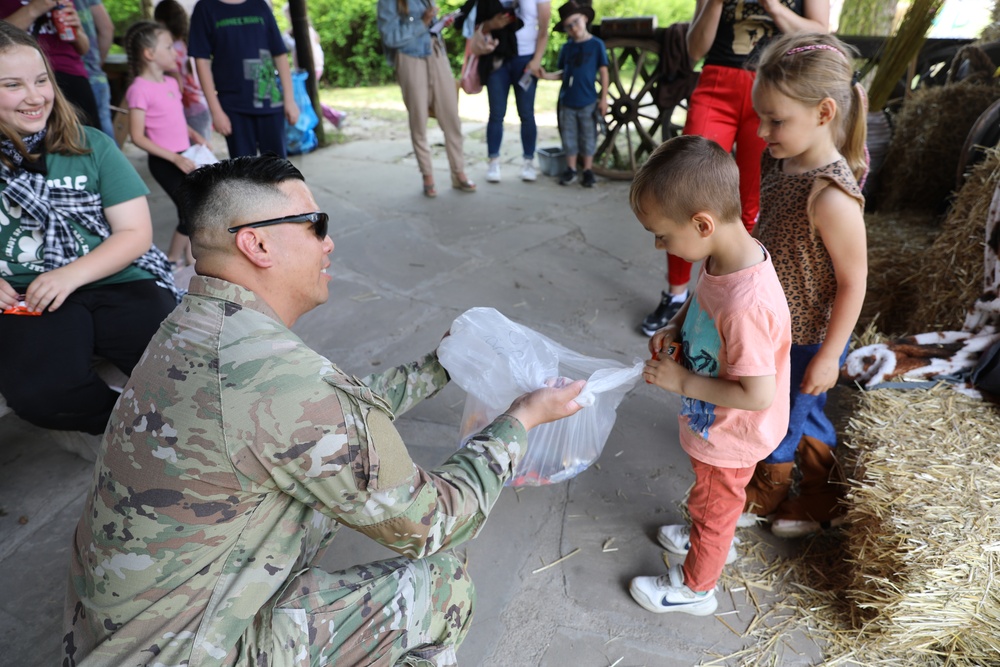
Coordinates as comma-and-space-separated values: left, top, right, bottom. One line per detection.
460, 38, 482, 95
469, 25, 497, 57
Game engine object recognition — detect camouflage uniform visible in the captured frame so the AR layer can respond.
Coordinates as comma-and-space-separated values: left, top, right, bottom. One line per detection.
63, 276, 528, 667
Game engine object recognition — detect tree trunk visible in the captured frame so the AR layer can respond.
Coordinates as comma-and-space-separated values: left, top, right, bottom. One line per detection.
838, 0, 899, 36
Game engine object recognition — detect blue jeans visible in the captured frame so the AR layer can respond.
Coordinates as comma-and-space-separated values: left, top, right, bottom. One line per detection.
89, 77, 114, 141
486, 53, 537, 160
763, 343, 849, 464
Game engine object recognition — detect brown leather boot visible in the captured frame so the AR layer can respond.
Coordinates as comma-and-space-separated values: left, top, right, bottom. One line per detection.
742, 461, 794, 517
772, 436, 846, 538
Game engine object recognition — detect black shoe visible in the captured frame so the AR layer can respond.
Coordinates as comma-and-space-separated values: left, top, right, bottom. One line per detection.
559, 168, 577, 185
640, 291, 684, 336
581, 169, 596, 188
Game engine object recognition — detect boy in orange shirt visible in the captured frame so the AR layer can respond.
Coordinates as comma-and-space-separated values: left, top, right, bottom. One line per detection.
628, 135, 791, 615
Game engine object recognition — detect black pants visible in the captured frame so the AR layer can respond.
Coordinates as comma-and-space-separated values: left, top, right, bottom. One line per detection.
0, 280, 175, 434
148, 153, 189, 235
54, 70, 100, 129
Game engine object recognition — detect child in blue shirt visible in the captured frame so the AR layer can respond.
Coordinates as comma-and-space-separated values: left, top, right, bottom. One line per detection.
188, 0, 298, 158
540, 0, 608, 188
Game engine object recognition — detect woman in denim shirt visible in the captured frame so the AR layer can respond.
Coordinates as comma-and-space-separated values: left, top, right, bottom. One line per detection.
377, 0, 476, 197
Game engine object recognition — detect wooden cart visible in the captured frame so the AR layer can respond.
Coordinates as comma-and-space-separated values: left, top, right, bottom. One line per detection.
587, 17, 986, 181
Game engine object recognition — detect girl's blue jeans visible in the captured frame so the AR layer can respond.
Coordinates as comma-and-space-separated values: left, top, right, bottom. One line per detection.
485, 53, 537, 160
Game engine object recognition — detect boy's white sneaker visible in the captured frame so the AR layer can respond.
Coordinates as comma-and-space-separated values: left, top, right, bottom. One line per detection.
486, 159, 501, 183
520, 158, 537, 181
657, 524, 739, 565
629, 564, 718, 616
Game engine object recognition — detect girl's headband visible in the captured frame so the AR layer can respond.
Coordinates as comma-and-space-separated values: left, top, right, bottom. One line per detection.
784, 44, 861, 86
784, 44, 849, 61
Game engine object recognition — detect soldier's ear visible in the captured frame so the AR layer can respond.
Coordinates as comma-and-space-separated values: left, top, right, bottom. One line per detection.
233, 228, 275, 268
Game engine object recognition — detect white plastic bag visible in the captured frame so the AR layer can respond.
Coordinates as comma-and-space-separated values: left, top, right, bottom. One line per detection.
438, 307, 642, 486
181, 143, 219, 167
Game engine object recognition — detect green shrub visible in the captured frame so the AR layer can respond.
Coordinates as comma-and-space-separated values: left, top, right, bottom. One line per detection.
106, 0, 146, 38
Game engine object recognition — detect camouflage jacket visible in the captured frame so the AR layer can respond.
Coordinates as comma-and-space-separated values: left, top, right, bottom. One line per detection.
63, 276, 527, 666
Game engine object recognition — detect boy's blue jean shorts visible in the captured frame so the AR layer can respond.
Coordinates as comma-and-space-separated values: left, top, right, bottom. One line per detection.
559, 102, 597, 158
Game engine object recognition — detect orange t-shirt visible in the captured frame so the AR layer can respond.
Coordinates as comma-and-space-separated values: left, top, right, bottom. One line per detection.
677, 246, 792, 468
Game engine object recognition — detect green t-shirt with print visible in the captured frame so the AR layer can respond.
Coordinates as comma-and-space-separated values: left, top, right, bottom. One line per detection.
0, 126, 153, 291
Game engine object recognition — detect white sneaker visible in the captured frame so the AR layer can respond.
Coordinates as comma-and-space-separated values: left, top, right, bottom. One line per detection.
486, 159, 501, 183
657, 524, 739, 564
629, 564, 718, 616
771, 515, 846, 539
520, 158, 537, 181
736, 512, 764, 527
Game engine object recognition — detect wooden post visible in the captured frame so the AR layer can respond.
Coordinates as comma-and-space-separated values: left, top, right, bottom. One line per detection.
287, 0, 325, 146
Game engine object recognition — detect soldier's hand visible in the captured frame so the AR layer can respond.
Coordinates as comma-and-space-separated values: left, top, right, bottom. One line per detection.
505, 379, 585, 431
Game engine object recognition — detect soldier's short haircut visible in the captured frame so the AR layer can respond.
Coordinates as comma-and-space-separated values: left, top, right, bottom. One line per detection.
629, 135, 742, 224
179, 155, 306, 239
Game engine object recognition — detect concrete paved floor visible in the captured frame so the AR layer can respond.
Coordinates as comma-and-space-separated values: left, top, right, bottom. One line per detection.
0, 120, 819, 666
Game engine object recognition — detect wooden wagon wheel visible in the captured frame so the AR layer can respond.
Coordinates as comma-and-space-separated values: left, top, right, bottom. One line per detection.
592, 37, 685, 180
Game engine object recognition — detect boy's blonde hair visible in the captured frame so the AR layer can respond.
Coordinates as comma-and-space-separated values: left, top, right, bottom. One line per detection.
753, 32, 868, 183
629, 135, 741, 224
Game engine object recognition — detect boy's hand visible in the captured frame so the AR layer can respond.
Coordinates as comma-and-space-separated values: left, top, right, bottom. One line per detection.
643, 355, 686, 394
648, 324, 679, 360
801, 349, 841, 395
212, 108, 232, 136
598, 98, 608, 116
285, 99, 299, 126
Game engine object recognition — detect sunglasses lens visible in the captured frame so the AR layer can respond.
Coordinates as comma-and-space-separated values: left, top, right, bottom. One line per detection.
313, 213, 329, 239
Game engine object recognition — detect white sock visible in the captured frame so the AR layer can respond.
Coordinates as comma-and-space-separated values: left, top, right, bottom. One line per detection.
670, 290, 688, 303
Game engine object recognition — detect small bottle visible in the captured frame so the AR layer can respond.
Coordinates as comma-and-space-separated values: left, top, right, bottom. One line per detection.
51, 4, 76, 42
517, 70, 533, 91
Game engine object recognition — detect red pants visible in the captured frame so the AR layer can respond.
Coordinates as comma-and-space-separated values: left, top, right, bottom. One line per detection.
683, 455, 755, 592
666, 65, 767, 286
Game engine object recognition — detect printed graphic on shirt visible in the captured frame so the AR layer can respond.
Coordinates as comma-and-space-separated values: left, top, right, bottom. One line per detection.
245, 49, 281, 108
722, 0, 792, 56
678, 295, 722, 439
0, 175, 93, 278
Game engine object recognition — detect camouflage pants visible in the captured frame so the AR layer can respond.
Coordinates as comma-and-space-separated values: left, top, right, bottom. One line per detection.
251, 552, 475, 667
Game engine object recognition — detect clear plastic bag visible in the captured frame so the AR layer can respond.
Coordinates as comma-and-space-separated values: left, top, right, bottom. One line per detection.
438, 307, 642, 486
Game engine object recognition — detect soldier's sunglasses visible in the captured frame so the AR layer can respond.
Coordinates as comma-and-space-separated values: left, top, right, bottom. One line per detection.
227, 212, 329, 239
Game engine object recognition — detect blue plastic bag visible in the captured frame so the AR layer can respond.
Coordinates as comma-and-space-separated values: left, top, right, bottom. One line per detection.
286, 69, 318, 155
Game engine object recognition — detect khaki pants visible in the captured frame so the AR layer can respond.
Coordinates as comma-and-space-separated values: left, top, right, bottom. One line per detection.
396, 39, 465, 179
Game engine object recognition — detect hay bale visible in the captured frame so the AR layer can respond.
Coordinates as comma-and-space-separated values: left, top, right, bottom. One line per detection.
878, 80, 1000, 215
862, 210, 940, 336
907, 147, 1000, 331
840, 386, 1000, 664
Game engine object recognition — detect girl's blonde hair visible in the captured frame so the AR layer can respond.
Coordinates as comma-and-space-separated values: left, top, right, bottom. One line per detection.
124, 20, 170, 80
0, 21, 88, 167
754, 32, 868, 183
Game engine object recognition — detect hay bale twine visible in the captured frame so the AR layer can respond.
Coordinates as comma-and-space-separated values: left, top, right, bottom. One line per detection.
842, 386, 1000, 665
877, 76, 999, 215
906, 147, 1000, 332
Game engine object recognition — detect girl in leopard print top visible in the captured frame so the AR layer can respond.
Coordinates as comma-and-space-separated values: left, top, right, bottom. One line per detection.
743, 32, 868, 538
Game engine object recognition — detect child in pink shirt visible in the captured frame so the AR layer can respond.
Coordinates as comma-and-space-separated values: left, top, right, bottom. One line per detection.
627, 135, 791, 616
125, 20, 208, 268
